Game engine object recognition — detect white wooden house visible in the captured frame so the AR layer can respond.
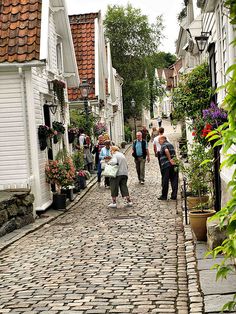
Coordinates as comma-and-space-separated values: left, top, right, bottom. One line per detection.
175, 0, 236, 208
0, 0, 79, 212
68, 12, 125, 146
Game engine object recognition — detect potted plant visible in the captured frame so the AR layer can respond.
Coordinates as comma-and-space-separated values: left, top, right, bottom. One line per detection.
38, 125, 55, 150
45, 153, 75, 209
52, 121, 65, 144
77, 169, 87, 189
180, 143, 215, 240
68, 126, 78, 144
93, 122, 107, 137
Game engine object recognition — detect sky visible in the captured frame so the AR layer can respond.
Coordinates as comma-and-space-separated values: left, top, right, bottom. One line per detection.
65, 0, 185, 54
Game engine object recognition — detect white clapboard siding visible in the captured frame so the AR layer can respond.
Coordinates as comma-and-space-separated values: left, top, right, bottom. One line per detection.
0, 72, 29, 188
31, 68, 53, 209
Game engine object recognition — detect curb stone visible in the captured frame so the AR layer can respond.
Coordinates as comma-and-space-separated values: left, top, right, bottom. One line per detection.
184, 224, 204, 313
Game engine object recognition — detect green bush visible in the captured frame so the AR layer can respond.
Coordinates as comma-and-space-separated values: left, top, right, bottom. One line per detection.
124, 125, 132, 142
72, 150, 84, 171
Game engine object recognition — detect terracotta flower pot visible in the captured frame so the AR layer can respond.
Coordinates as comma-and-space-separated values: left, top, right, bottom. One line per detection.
187, 195, 209, 209
189, 209, 216, 241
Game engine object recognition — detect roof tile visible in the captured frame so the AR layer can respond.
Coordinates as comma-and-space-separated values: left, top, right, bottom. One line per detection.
68, 13, 99, 101
0, 0, 42, 63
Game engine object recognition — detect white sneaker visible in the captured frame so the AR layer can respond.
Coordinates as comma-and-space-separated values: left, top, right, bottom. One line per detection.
124, 201, 133, 207
108, 203, 117, 208
140, 181, 144, 185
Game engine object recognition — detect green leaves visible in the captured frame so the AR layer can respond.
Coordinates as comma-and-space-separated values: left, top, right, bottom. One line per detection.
104, 4, 169, 120
172, 63, 212, 120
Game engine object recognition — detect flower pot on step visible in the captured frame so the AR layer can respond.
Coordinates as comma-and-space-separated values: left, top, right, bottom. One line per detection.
189, 209, 216, 241
61, 188, 74, 202
78, 175, 87, 189
53, 193, 67, 210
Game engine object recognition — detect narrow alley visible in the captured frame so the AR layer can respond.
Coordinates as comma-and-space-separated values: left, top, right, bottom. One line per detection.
0, 122, 190, 313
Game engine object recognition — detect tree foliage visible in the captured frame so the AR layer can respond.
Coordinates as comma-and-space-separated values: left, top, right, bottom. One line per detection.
104, 4, 175, 120
172, 63, 212, 120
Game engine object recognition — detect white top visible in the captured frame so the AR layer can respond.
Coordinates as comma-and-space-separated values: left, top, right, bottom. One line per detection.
109, 151, 128, 176
153, 135, 169, 152
79, 134, 85, 147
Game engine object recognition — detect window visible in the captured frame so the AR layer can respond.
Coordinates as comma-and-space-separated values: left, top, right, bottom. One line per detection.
56, 41, 63, 74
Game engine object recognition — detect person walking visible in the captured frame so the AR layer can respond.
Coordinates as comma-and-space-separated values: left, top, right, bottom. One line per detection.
107, 146, 133, 208
92, 135, 105, 182
99, 140, 112, 188
150, 127, 159, 143
140, 125, 151, 142
132, 131, 150, 184
83, 133, 93, 173
153, 127, 166, 169
158, 135, 178, 200
169, 112, 173, 126
157, 116, 162, 127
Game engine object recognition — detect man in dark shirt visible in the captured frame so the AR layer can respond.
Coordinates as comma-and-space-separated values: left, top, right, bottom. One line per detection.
140, 125, 151, 143
158, 135, 178, 200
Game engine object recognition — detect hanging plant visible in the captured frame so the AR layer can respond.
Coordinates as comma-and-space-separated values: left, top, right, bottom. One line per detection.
68, 127, 78, 144
53, 80, 65, 105
38, 125, 55, 150
52, 121, 65, 144
53, 80, 66, 119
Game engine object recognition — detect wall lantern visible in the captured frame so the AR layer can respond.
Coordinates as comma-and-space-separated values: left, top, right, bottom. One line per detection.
48, 81, 54, 92
45, 100, 58, 115
195, 31, 211, 53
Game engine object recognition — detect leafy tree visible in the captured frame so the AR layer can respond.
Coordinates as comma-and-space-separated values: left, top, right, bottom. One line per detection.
104, 4, 164, 119
172, 63, 212, 120
69, 109, 96, 136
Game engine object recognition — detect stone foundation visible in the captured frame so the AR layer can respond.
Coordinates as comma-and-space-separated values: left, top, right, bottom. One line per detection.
207, 218, 227, 250
0, 189, 35, 237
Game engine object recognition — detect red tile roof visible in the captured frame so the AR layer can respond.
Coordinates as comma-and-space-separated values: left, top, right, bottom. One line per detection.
163, 68, 174, 90
68, 13, 99, 101
0, 0, 41, 63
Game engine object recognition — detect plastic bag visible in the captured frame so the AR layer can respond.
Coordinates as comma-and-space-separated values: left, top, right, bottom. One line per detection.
103, 164, 119, 178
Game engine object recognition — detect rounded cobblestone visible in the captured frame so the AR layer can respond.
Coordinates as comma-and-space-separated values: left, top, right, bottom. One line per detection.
0, 123, 202, 313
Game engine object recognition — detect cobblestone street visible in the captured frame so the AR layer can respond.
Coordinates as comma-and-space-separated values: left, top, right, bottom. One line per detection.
0, 124, 190, 313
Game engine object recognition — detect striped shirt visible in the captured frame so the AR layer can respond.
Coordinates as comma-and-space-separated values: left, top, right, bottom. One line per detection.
159, 141, 176, 169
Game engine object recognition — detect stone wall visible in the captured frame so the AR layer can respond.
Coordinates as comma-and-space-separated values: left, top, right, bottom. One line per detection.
0, 189, 35, 237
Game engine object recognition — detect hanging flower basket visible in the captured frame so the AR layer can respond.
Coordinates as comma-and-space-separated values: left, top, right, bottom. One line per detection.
93, 122, 107, 137
52, 121, 65, 144
53, 134, 59, 144
38, 125, 55, 151
52, 121, 65, 134
68, 127, 78, 144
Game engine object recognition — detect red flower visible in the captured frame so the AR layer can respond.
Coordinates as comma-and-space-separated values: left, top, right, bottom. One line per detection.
201, 123, 212, 137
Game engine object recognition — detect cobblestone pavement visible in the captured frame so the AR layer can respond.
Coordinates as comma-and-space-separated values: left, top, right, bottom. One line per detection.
0, 124, 190, 313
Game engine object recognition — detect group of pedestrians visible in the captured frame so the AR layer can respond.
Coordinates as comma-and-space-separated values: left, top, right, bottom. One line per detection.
93, 123, 178, 208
